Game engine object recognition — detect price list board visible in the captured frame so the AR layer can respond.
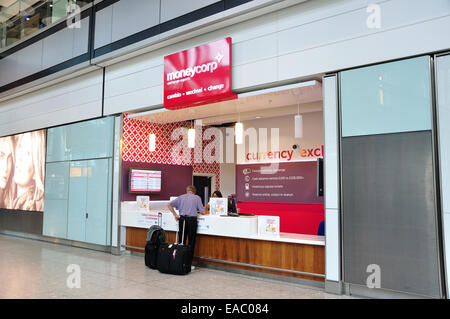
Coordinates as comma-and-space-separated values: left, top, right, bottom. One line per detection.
130, 169, 162, 193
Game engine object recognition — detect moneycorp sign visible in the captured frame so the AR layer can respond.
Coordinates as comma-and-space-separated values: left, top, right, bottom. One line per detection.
164, 37, 237, 110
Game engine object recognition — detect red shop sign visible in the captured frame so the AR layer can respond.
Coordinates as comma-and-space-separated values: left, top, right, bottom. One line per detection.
164, 37, 237, 110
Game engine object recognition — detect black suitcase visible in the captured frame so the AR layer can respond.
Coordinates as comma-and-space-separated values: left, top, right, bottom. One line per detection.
156, 221, 191, 275
145, 213, 165, 269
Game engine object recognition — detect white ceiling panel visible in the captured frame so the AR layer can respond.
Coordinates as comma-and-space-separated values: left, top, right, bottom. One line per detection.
129, 80, 323, 125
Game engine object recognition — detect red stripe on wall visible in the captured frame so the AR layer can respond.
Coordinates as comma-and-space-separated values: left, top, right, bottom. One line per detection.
237, 202, 324, 235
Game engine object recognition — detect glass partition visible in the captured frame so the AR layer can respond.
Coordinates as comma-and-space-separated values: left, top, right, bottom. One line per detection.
0, 0, 92, 50
340, 56, 443, 298
340, 56, 432, 137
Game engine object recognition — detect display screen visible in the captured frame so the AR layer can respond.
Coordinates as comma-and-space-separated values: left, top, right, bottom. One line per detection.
129, 169, 162, 193
0, 130, 46, 211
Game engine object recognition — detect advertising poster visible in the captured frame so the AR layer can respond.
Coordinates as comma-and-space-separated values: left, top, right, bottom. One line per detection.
136, 196, 150, 211
209, 197, 227, 216
236, 161, 323, 204
0, 130, 46, 211
258, 216, 280, 237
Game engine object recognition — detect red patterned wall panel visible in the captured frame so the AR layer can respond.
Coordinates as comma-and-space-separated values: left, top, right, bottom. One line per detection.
122, 114, 220, 190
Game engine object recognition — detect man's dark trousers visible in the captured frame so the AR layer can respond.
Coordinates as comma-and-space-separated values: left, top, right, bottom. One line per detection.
179, 215, 198, 263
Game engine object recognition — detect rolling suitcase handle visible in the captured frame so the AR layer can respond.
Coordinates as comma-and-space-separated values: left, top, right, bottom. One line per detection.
175, 218, 186, 244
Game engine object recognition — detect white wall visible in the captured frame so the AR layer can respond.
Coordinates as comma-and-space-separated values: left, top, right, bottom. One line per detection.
323, 75, 341, 287
237, 111, 324, 164
160, 0, 221, 23
0, 69, 103, 137
103, 0, 450, 115
94, 0, 222, 49
94, 0, 160, 49
219, 163, 236, 197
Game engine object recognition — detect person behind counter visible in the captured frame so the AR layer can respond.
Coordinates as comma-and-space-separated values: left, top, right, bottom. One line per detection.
168, 185, 206, 267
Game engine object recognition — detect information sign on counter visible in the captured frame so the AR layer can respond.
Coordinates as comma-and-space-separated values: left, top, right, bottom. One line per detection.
257, 216, 280, 237
197, 216, 210, 232
137, 212, 162, 228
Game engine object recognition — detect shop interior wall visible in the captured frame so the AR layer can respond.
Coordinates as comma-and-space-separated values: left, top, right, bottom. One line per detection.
236, 110, 323, 164
215, 111, 325, 235
121, 114, 221, 201
121, 161, 193, 202
219, 162, 236, 197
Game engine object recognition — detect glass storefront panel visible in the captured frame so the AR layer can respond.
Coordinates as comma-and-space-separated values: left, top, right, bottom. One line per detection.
340, 55, 443, 298
46, 117, 114, 162
43, 117, 114, 245
340, 56, 432, 137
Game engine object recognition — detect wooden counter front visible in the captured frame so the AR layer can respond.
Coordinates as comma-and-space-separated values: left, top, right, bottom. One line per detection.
126, 227, 325, 281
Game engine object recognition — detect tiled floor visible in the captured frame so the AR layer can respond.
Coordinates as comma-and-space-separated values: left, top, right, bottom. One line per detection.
0, 234, 355, 299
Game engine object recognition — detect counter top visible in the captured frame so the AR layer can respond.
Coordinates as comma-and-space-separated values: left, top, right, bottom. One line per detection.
121, 202, 324, 246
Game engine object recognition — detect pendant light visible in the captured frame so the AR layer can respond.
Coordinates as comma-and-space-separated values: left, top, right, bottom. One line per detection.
188, 120, 195, 148
235, 110, 243, 145
235, 122, 244, 144
295, 102, 303, 139
149, 134, 156, 152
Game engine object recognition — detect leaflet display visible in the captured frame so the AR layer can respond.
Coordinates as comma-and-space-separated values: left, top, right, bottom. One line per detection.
209, 197, 228, 216
129, 169, 162, 193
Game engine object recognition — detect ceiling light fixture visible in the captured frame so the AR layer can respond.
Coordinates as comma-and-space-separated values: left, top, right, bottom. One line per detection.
235, 107, 243, 145
295, 102, 303, 139
149, 134, 156, 152
235, 122, 244, 145
188, 120, 195, 148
